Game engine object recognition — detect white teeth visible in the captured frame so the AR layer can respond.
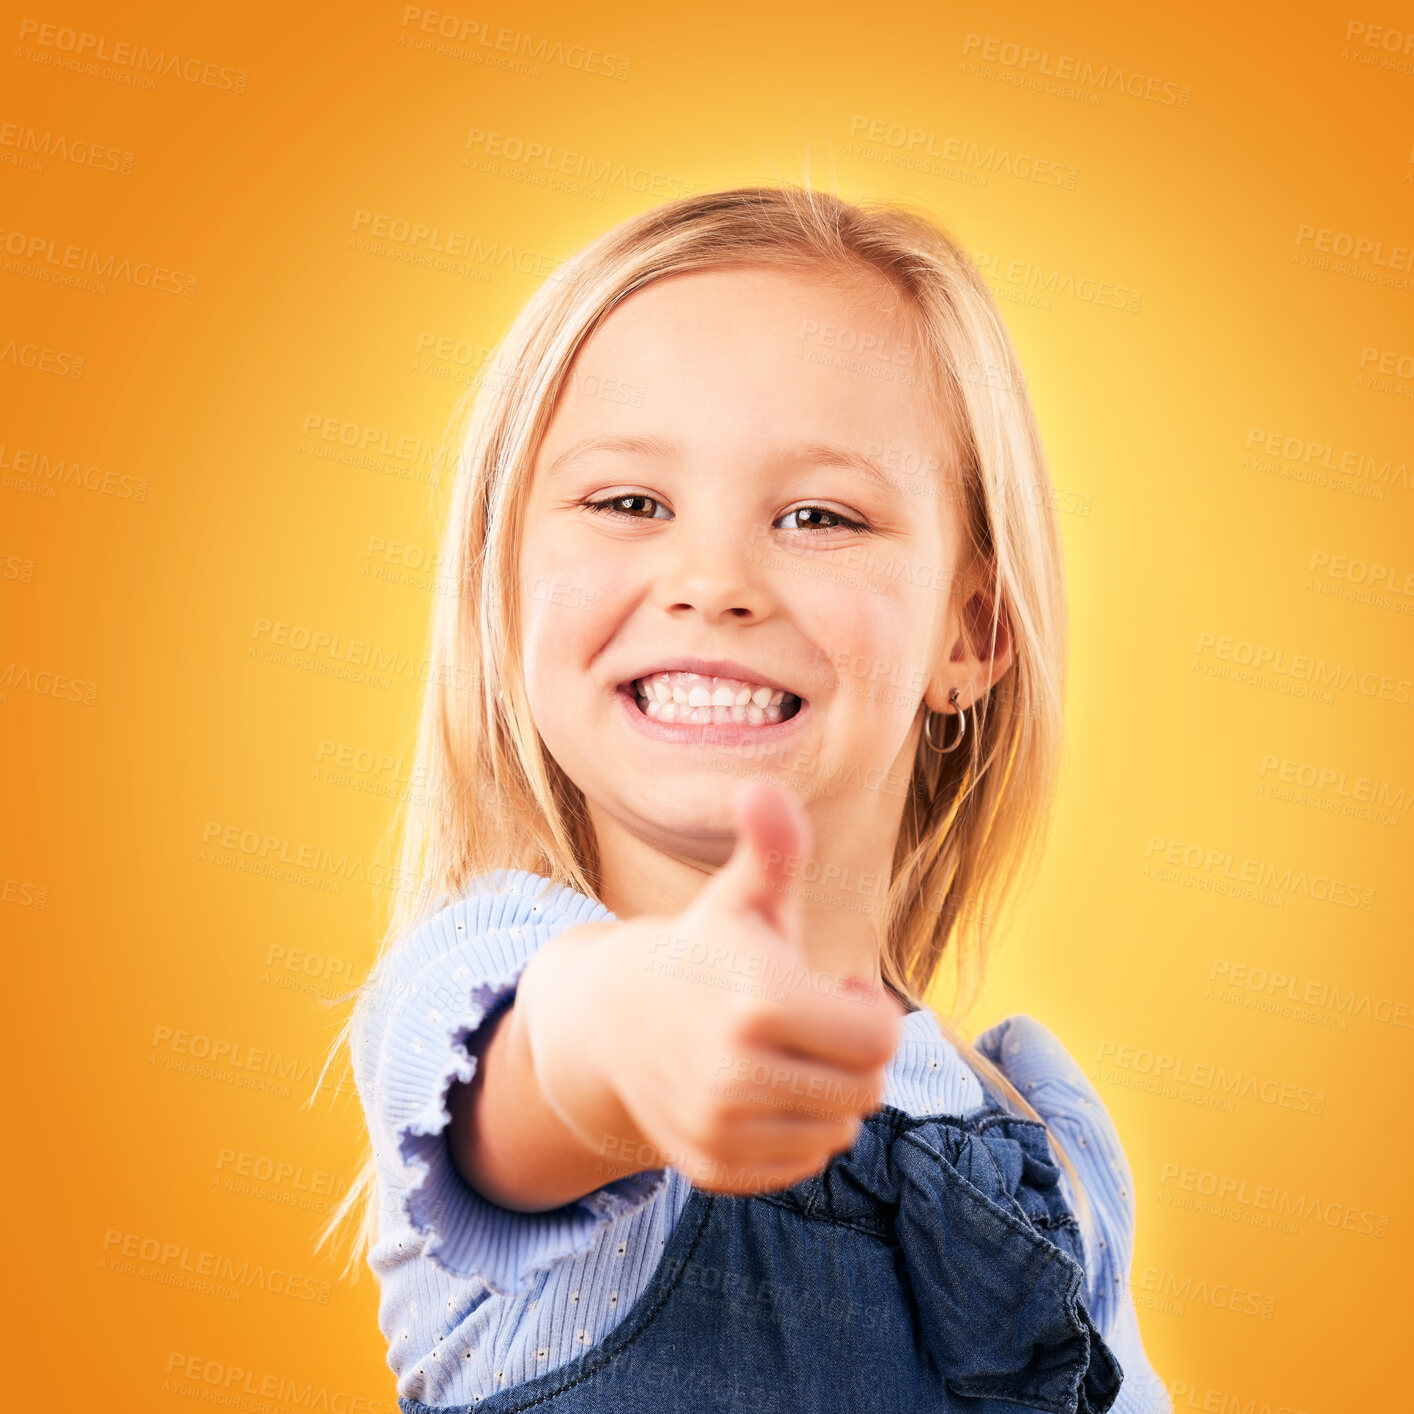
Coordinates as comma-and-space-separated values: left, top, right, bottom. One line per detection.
629, 670, 801, 728
636, 695, 785, 725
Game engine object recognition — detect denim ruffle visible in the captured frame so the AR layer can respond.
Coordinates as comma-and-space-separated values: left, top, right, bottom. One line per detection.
765, 1103, 1124, 1413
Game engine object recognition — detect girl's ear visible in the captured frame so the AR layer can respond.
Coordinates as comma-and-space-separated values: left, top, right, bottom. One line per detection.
961, 588, 1014, 681
930, 586, 1014, 714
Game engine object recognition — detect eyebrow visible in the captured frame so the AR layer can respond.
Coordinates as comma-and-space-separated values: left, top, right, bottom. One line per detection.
543, 434, 904, 493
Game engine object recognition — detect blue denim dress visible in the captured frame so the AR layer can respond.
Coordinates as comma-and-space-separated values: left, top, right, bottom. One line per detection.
397, 1096, 1124, 1414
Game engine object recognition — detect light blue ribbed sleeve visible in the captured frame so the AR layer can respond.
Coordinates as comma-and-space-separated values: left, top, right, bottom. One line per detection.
974, 1013, 1173, 1414
350, 869, 671, 1298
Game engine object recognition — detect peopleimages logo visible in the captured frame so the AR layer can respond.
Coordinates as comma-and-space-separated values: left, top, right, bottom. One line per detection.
349, 209, 568, 279
960, 32, 1191, 106
0, 225, 198, 295
1143, 834, 1376, 910
16, 18, 249, 91
162, 1354, 393, 1413
1157, 1162, 1389, 1238
1295, 223, 1413, 272
399, 6, 631, 79
846, 115, 1079, 189
0, 339, 84, 377
464, 128, 694, 197
1209, 958, 1414, 1032
1095, 1040, 1326, 1115
1194, 630, 1413, 707
0, 121, 135, 173
100, 1230, 330, 1303
0, 444, 147, 499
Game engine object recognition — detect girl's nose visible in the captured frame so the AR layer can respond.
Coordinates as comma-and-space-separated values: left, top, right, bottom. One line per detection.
653, 528, 773, 621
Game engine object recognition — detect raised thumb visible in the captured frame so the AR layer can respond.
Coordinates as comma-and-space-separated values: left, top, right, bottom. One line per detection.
702, 778, 811, 945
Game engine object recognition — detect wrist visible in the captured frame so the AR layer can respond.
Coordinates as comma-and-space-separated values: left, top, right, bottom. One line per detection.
518, 924, 651, 1173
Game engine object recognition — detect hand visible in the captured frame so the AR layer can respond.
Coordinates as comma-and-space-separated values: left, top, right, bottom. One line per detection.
592, 778, 907, 1196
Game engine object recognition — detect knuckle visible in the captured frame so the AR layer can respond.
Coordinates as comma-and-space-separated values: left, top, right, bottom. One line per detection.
723, 1004, 768, 1052
686, 1107, 747, 1162
684, 1116, 727, 1158
856, 1070, 886, 1112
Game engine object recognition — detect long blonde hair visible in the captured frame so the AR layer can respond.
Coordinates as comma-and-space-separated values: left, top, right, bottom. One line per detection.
310, 181, 1095, 1279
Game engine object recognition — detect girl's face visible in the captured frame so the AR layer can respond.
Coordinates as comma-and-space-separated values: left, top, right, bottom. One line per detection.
518, 264, 990, 899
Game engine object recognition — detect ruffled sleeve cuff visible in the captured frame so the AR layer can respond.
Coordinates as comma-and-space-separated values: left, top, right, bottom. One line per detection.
975, 1013, 1171, 1409
352, 874, 672, 1297
1103, 1292, 1175, 1413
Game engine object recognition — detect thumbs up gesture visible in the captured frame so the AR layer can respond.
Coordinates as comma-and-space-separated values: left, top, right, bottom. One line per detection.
593, 779, 908, 1196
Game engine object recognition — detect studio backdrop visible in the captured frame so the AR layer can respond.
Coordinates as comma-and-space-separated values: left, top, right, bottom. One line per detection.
4, 2, 1410, 1409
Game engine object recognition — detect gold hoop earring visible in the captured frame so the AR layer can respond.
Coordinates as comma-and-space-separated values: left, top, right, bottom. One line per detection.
923, 688, 966, 755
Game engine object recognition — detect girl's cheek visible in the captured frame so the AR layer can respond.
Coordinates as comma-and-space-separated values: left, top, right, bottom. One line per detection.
519, 560, 628, 657
816, 594, 925, 704
549, 543, 638, 617
800, 582, 884, 650
518, 523, 612, 621
521, 575, 602, 625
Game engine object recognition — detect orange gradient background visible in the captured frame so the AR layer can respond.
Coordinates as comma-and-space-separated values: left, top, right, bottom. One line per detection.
4, 2, 1411, 1408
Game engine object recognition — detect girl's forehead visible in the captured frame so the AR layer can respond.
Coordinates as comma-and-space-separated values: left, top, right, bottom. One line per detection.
559, 266, 939, 427
584, 263, 915, 350
531, 263, 961, 483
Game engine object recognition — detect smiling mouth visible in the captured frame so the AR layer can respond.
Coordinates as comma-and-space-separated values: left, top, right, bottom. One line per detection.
623, 672, 804, 726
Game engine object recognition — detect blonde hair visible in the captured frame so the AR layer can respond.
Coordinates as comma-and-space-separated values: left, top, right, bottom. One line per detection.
310, 181, 1096, 1280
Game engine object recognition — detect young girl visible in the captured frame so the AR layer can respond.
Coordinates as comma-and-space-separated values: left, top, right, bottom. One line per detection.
321, 185, 1172, 1413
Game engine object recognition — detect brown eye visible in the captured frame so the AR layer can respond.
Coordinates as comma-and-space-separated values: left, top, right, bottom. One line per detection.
778, 505, 869, 534
581, 496, 868, 534
582, 494, 669, 520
